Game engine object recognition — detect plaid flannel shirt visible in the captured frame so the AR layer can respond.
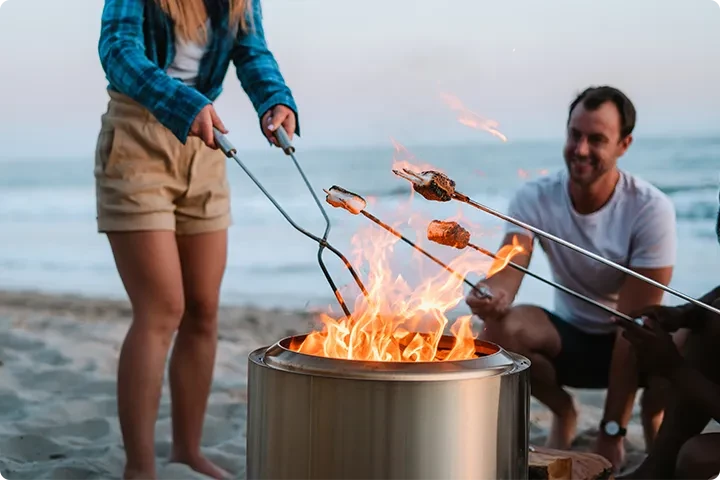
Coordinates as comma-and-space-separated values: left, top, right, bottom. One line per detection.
98, 0, 299, 143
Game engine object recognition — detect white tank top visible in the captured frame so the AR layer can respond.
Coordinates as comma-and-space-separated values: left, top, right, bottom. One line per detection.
166, 23, 211, 87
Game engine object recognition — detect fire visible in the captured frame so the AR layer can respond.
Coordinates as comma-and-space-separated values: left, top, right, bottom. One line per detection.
440, 92, 508, 143
290, 151, 525, 362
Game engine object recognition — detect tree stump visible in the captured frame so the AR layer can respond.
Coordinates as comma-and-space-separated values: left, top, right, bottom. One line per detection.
529, 446, 613, 480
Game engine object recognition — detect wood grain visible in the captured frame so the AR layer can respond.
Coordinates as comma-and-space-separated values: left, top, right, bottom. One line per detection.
530, 446, 614, 480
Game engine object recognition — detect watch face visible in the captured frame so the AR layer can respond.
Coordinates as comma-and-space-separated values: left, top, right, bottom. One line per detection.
604, 421, 620, 436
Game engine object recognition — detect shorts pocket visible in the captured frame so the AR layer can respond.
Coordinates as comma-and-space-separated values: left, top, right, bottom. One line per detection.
94, 127, 119, 178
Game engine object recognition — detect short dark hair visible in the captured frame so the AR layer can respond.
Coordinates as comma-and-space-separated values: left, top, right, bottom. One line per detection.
568, 86, 637, 139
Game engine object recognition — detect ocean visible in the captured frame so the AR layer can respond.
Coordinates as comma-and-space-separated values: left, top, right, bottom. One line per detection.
1, 136, 719, 317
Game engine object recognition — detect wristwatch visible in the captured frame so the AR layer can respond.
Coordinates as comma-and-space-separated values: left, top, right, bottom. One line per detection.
600, 420, 627, 438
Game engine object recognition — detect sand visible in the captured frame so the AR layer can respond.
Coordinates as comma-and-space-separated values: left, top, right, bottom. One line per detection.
0, 289, 715, 479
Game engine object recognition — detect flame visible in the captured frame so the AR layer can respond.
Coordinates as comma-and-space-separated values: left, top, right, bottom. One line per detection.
291, 153, 526, 362
440, 92, 508, 142
487, 235, 525, 278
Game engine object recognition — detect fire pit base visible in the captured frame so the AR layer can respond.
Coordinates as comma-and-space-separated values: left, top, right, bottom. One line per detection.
246, 334, 531, 480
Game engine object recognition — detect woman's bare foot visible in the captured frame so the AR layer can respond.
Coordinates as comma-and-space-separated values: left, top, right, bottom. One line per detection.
123, 468, 157, 480
546, 406, 578, 450
170, 453, 231, 480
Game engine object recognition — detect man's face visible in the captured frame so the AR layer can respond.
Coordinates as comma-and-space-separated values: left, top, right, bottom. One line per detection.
563, 101, 632, 187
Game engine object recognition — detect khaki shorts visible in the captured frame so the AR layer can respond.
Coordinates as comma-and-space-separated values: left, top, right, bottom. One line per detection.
94, 90, 231, 235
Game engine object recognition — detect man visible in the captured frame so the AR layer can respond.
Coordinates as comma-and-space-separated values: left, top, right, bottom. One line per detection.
466, 86, 677, 469
618, 198, 720, 479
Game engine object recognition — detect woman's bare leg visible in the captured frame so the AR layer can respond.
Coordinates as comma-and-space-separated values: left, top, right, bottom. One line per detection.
109, 231, 185, 480
169, 230, 229, 479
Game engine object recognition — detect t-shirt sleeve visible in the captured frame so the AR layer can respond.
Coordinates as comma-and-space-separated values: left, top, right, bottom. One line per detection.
629, 195, 677, 269
504, 185, 539, 239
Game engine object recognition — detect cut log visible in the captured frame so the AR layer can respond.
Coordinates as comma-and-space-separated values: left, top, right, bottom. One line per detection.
529, 450, 572, 479
529, 446, 614, 480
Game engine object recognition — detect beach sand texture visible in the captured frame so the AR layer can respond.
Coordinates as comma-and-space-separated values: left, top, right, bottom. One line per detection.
0, 290, 717, 479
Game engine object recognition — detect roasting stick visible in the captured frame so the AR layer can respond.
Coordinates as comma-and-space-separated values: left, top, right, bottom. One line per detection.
323, 186, 493, 299
213, 127, 369, 319
426, 220, 639, 323
394, 168, 720, 318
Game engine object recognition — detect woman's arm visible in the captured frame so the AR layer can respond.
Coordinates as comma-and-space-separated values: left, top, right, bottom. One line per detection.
98, 0, 211, 143
231, 0, 300, 136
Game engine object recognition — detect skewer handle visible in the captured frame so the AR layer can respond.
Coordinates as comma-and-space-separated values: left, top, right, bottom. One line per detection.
274, 126, 296, 155
213, 127, 237, 157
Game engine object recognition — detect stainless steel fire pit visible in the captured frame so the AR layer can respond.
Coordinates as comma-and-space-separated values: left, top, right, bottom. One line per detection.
246, 334, 531, 480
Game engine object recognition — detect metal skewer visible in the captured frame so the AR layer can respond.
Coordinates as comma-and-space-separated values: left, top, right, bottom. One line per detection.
465, 240, 635, 322
424, 219, 637, 322
213, 127, 369, 319
394, 168, 720, 318
322, 186, 493, 299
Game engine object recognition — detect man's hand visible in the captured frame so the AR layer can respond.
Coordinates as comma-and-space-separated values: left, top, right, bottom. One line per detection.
189, 104, 227, 149
615, 316, 685, 378
630, 304, 700, 332
466, 283, 511, 320
261, 104, 296, 147
594, 435, 625, 473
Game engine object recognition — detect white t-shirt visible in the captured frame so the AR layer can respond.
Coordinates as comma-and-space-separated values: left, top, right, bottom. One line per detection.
505, 169, 677, 334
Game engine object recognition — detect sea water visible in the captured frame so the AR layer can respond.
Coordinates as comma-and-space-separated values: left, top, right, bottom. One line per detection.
1, 137, 718, 317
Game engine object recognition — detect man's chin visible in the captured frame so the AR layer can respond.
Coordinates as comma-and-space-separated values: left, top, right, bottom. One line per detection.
570, 174, 602, 188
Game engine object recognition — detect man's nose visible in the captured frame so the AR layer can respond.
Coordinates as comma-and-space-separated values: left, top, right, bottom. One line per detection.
574, 138, 590, 157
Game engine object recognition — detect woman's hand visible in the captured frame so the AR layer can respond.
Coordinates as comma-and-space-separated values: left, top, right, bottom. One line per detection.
189, 104, 227, 149
261, 105, 296, 147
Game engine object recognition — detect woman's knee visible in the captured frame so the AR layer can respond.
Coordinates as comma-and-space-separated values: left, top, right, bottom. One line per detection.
132, 294, 185, 338
181, 295, 220, 334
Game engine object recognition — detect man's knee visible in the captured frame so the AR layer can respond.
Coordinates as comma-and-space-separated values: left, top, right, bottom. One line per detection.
676, 435, 719, 479
482, 304, 554, 353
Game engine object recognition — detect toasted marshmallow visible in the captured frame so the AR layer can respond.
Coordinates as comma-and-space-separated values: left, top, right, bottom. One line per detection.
324, 186, 367, 215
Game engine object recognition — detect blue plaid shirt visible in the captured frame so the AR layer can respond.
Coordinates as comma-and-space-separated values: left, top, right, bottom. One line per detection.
98, 0, 299, 143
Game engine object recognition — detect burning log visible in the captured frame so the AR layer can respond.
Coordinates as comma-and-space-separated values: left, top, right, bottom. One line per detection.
395, 166, 720, 318
426, 220, 637, 322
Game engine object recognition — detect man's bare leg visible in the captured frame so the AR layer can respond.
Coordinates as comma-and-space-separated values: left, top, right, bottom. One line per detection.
676, 433, 720, 480
481, 305, 575, 449
109, 232, 185, 480
169, 230, 229, 480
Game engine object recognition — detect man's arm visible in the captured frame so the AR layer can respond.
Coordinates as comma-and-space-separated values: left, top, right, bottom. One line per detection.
482, 232, 534, 301
601, 266, 674, 432
602, 194, 677, 436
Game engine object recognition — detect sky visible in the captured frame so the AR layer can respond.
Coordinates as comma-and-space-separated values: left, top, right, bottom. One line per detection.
0, 0, 719, 157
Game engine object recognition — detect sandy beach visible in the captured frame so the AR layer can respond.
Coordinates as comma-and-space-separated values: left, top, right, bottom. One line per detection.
0, 289, 717, 480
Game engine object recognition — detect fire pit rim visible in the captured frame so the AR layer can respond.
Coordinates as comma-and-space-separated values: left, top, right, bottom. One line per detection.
248, 333, 531, 382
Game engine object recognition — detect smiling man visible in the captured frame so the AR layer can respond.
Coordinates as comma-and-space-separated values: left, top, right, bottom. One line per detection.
466, 86, 678, 470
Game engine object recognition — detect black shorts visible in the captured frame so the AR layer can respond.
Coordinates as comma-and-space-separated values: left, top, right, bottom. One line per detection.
543, 309, 648, 389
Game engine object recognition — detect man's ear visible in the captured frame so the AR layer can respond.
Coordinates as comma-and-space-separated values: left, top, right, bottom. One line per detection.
619, 133, 633, 154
